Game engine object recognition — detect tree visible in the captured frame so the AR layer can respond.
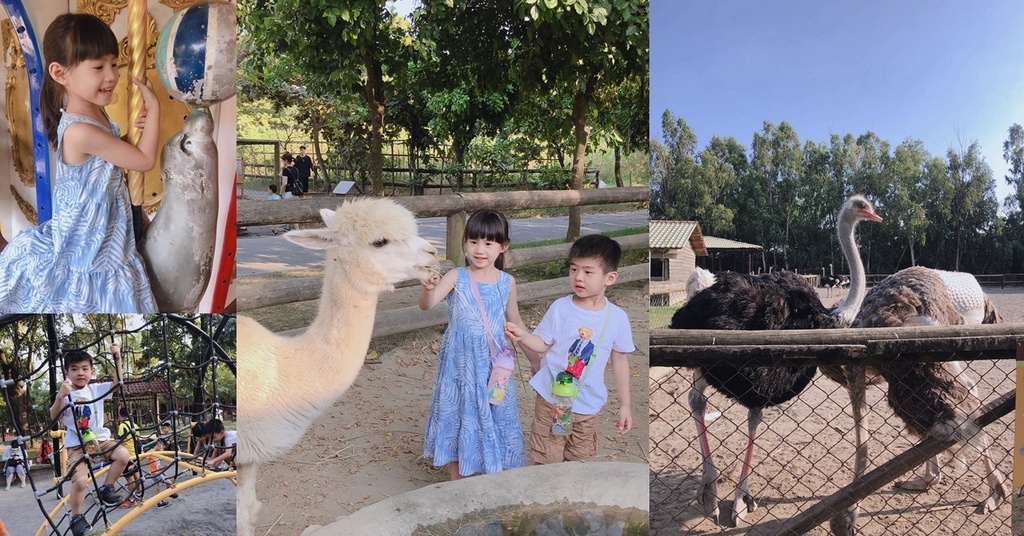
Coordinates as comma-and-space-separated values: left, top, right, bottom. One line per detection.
945, 140, 996, 270
514, 0, 648, 240
240, 0, 414, 195
1003, 123, 1024, 215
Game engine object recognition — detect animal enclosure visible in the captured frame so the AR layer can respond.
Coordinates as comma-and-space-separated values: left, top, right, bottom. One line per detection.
649, 289, 1023, 535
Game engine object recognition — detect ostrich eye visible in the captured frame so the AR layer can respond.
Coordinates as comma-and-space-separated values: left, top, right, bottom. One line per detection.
371, 238, 390, 248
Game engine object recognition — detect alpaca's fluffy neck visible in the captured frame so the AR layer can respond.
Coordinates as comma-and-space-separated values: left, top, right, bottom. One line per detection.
831, 217, 867, 326
300, 267, 381, 401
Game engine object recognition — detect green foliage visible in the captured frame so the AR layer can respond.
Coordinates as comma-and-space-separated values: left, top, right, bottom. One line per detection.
651, 113, 1023, 274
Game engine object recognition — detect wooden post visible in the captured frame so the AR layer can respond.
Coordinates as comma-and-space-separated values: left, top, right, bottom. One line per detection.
447, 210, 466, 265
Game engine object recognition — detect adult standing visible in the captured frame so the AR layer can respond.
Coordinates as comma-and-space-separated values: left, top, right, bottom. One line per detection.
280, 153, 300, 198
294, 146, 315, 194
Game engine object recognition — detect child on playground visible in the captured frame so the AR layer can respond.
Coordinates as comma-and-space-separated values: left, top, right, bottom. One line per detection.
49, 343, 130, 536
0, 13, 160, 313
115, 407, 141, 507
419, 210, 533, 480
3, 441, 27, 490
505, 234, 635, 464
144, 421, 177, 508
203, 419, 236, 470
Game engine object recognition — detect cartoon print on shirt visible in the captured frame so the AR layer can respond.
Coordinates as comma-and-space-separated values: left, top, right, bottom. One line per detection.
566, 326, 595, 378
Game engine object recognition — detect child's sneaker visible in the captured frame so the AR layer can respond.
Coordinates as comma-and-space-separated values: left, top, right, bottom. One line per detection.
156, 500, 170, 508
70, 514, 90, 536
97, 484, 122, 506
119, 497, 137, 508
170, 493, 179, 499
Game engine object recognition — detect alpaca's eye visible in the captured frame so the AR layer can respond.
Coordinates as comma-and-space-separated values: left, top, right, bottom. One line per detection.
371, 238, 389, 248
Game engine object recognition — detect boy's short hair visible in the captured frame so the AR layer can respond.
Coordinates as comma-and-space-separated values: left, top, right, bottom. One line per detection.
119, 407, 130, 418
299, 145, 307, 150
268, 184, 279, 194
569, 234, 621, 273
62, 349, 92, 371
206, 419, 225, 434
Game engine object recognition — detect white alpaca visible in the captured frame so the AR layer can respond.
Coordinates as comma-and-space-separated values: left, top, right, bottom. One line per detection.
235, 198, 438, 536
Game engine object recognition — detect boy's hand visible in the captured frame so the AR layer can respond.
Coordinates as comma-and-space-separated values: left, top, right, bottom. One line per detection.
615, 406, 632, 434
57, 379, 74, 399
110, 342, 121, 358
421, 273, 440, 290
504, 322, 524, 341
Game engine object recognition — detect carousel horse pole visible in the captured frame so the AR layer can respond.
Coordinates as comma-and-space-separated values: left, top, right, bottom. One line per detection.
127, 0, 148, 245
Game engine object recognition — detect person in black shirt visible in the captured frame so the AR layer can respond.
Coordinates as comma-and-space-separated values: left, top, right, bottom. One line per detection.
295, 146, 315, 194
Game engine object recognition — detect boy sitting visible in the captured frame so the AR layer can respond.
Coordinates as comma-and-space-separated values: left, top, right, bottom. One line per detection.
505, 234, 635, 464
203, 419, 236, 470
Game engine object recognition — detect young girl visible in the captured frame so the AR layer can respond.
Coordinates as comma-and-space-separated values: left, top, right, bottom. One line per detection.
419, 210, 529, 480
0, 13, 160, 312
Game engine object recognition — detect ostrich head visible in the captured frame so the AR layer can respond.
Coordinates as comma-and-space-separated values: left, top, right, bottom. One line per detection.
840, 195, 883, 226
284, 198, 439, 292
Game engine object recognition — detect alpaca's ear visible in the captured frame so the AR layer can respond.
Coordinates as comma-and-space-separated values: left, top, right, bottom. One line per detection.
319, 209, 336, 226
284, 229, 337, 250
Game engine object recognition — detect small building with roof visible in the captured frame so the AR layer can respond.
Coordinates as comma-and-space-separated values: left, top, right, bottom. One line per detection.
649, 220, 707, 306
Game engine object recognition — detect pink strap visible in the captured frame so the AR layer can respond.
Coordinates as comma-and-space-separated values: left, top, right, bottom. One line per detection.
467, 269, 498, 357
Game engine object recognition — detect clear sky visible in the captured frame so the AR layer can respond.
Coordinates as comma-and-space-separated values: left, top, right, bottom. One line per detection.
651, 1, 1024, 213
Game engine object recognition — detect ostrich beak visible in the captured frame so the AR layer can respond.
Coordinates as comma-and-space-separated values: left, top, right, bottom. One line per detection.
860, 209, 883, 223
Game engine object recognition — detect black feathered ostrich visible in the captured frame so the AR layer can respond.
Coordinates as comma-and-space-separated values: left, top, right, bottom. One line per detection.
829, 266, 1010, 535
670, 195, 882, 525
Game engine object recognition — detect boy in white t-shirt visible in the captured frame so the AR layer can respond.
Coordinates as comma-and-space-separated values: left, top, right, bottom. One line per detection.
48, 344, 130, 536
505, 234, 635, 464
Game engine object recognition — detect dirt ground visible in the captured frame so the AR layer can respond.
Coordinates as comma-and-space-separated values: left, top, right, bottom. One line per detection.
650, 287, 1023, 535
254, 280, 650, 536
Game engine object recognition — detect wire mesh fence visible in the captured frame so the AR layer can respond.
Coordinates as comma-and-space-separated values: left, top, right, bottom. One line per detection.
649, 344, 1014, 535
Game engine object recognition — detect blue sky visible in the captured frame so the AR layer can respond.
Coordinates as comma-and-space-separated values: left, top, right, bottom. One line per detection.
651, 1, 1024, 212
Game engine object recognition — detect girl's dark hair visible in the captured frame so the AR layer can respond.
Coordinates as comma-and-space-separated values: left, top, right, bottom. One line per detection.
41, 13, 119, 148
281, 153, 294, 163
463, 210, 510, 270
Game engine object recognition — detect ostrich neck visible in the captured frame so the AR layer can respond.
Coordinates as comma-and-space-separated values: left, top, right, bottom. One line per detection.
302, 269, 380, 400
831, 218, 866, 326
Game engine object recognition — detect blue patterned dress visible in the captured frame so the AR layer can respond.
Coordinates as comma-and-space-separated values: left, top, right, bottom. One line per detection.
424, 267, 526, 475
0, 112, 156, 312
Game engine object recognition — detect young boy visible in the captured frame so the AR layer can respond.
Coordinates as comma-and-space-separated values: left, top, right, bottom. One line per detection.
505, 234, 635, 464
49, 344, 129, 536
115, 406, 141, 507
203, 419, 236, 470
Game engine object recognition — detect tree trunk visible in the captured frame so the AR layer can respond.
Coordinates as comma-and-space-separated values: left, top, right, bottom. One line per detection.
614, 145, 623, 187
364, 53, 385, 196
567, 72, 598, 242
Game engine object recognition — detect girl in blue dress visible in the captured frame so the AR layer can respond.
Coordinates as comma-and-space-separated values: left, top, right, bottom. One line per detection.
419, 210, 530, 479
0, 13, 159, 312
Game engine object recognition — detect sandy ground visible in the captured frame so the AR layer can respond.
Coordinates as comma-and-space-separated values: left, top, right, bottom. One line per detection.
650, 287, 1023, 536
254, 280, 650, 536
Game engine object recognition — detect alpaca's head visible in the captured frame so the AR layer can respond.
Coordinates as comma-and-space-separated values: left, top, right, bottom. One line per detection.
284, 198, 438, 292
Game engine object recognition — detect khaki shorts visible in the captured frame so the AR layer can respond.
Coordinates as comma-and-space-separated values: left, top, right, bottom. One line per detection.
529, 393, 598, 464
65, 439, 125, 480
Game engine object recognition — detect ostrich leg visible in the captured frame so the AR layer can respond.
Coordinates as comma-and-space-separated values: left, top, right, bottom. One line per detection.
975, 433, 1009, 514
732, 407, 762, 523
831, 367, 868, 536
689, 370, 720, 523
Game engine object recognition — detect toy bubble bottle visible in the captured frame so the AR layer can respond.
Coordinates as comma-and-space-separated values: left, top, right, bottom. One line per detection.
550, 371, 578, 436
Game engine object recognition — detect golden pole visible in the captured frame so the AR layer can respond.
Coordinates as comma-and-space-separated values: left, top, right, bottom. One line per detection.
127, 0, 148, 240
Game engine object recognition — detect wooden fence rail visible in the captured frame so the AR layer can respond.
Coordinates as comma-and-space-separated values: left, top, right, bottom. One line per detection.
650, 324, 1024, 367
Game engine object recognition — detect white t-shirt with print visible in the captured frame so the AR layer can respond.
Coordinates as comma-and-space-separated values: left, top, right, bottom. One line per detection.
528, 295, 635, 415
221, 430, 237, 448
60, 382, 115, 448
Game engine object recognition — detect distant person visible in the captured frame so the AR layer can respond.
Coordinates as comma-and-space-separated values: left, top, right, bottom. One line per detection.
280, 153, 301, 198
145, 421, 179, 508
116, 407, 142, 507
3, 441, 27, 489
294, 146, 315, 193
267, 183, 281, 200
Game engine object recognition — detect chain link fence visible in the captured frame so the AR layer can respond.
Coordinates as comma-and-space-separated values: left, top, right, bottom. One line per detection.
650, 345, 1014, 535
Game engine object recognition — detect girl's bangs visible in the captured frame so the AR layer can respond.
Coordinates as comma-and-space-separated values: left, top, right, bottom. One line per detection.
464, 212, 508, 244
68, 16, 118, 63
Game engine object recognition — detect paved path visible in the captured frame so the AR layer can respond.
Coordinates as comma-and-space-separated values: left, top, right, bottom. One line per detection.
0, 466, 235, 536
237, 210, 648, 277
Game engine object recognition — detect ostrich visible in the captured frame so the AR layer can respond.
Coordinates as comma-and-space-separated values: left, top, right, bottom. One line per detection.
235, 198, 438, 536
822, 263, 842, 298
669, 195, 882, 524
830, 266, 1010, 535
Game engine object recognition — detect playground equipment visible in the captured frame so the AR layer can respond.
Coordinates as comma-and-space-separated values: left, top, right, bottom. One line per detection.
0, 314, 236, 536
155, 1, 237, 107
